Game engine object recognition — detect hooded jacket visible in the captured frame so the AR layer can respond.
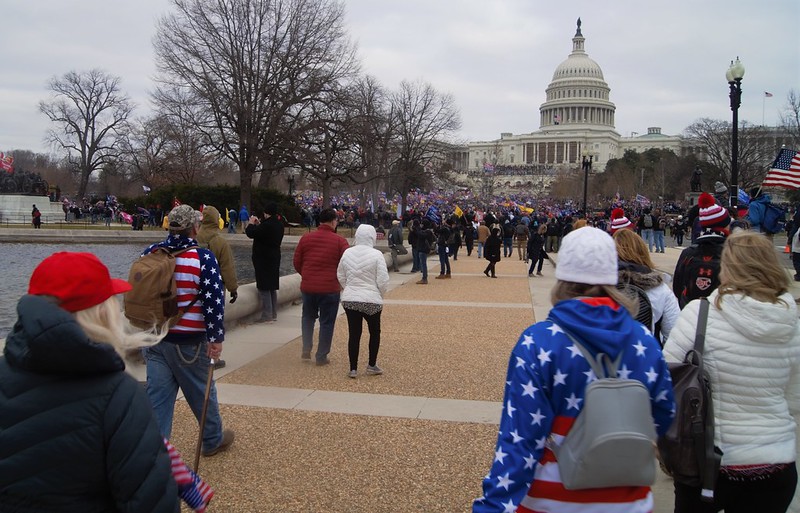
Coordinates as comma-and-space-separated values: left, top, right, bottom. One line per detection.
196, 206, 238, 294
664, 290, 800, 467
337, 224, 390, 305
619, 260, 680, 341
245, 213, 285, 291
0, 295, 178, 513
474, 297, 675, 513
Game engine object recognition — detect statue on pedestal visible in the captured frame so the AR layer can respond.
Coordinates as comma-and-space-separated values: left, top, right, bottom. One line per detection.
690, 166, 702, 192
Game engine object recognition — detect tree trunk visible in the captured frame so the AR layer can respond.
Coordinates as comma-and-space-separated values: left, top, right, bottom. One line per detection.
239, 164, 252, 211
77, 168, 92, 200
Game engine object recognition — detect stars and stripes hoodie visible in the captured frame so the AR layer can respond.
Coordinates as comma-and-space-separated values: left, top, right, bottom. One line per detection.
473, 297, 675, 513
143, 234, 226, 344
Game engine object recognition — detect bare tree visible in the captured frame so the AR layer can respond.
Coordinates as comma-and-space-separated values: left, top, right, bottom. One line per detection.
780, 89, 800, 148
683, 118, 778, 194
387, 80, 461, 215
39, 69, 133, 199
153, 0, 357, 209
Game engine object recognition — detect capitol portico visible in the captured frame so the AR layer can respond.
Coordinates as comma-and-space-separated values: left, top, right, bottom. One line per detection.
456, 19, 684, 187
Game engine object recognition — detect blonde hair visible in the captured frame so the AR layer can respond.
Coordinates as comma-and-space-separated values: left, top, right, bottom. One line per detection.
74, 295, 163, 357
573, 219, 588, 229
550, 281, 638, 318
538, 224, 547, 235
613, 229, 655, 268
716, 230, 790, 307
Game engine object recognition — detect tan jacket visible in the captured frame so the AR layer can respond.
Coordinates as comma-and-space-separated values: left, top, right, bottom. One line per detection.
196, 206, 238, 293
477, 224, 491, 243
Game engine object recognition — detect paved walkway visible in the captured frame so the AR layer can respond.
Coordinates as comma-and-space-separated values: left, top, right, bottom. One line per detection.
146, 242, 723, 513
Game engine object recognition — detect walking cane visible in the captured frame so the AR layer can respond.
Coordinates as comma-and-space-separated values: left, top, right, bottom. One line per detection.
193, 358, 215, 472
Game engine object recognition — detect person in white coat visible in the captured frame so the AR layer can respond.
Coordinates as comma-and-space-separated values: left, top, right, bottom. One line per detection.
337, 224, 390, 379
613, 229, 680, 344
663, 230, 800, 513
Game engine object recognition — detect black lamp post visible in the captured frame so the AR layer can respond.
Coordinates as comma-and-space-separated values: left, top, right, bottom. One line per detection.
581, 150, 593, 216
726, 57, 745, 209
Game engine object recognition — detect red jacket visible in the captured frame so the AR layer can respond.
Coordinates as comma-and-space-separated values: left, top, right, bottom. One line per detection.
293, 224, 350, 294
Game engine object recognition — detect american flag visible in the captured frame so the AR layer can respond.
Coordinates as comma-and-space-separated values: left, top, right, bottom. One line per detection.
763, 148, 800, 189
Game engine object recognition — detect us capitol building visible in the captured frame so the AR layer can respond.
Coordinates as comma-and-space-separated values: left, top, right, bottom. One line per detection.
449, 19, 691, 192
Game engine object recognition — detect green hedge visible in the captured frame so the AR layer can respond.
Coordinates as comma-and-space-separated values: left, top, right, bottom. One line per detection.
117, 185, 302, 223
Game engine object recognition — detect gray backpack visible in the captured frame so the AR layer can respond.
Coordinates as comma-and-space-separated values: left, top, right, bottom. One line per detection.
550, 334, 658, 489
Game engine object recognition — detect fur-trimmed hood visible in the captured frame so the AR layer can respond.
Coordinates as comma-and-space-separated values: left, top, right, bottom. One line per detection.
618, 260, 663, 291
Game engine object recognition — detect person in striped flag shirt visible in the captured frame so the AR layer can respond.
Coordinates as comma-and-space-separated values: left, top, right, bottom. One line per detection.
473, 227, 675, 513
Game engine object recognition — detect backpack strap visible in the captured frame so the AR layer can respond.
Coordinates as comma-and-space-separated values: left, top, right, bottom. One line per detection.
691, 298, 720, 501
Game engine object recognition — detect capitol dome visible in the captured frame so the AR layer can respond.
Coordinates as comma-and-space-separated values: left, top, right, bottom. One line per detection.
539, 19, 616, 131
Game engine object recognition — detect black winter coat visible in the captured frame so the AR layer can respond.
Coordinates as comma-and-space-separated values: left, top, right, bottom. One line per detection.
484, 234, 502, 263
246, 215, 285, 290
0, 295, 178, 513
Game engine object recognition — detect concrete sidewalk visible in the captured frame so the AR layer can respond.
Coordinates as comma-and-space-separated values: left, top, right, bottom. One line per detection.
159, 243, 713, 513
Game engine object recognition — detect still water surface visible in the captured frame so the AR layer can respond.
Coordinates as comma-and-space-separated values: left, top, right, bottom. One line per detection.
0, 242, 295, 339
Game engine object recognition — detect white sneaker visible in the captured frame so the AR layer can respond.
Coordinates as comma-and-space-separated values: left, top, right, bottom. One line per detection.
348, 370, 357, 379
366, 365, 383, 375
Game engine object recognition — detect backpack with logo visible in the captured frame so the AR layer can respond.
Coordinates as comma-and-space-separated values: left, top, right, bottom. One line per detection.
124, 246, 199, 330
676, 245, 722, 309
763, 203, 786, 234
658, 298, 722, 502
643, 214, 654, 228
549, 331, 658, 490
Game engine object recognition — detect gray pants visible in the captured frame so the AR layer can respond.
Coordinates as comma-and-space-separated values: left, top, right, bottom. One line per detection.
259, 289, 278, 321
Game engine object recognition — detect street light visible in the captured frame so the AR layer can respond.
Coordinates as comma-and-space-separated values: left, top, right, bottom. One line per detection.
727, 57, 745, 208
581, 148, 593, 217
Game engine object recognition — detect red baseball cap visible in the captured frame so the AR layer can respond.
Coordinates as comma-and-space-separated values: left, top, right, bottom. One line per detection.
28, 252, 132, 313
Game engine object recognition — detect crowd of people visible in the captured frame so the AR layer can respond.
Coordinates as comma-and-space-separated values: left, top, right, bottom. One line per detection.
3, 183, 800, 512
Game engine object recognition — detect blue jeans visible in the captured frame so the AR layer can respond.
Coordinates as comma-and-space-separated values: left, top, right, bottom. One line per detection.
301, 292, 340, 362
416, 250, 429, 280
654, 230, 665, 252
503, 237, 513, 257
437, 245, 450, 274
411, 247, 420, 272
641, 228, 654, 251
477, 242, 484, 258
145, 342, 224, 453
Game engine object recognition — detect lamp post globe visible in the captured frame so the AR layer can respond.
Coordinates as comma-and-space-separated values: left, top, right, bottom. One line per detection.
727, 57, 745, 209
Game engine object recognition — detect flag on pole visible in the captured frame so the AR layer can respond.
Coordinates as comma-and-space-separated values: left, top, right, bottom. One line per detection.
764, 91, 773, 97
634, 194, 650, 206
737, 188, 750, 206
454, 205, 464, 218
763, 148, 800, 189
0, 153, 14, 173
425, 206, 441, 224
483, 163, 494, 174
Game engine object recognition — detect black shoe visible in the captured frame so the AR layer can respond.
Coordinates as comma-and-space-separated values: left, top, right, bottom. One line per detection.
483, 270, 490, 277
213, 359, 226, 370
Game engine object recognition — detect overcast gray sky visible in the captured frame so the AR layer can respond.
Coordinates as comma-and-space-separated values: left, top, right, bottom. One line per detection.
1, 0, 798, 156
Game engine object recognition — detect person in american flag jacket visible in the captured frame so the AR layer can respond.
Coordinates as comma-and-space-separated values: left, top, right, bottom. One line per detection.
143, 204, 235, 458
474, 226, 675, 513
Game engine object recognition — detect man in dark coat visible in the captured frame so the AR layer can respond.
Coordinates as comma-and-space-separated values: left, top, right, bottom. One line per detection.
246, 202, 285, 323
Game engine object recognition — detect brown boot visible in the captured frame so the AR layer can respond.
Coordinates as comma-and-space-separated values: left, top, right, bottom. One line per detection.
416, 278, 428, 285
444, 273, 451, 279
434, 274, 445, 279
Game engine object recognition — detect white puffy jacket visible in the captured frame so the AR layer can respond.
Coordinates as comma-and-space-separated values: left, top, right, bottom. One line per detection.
663, 289, 800, 466
337, 224, 390, 305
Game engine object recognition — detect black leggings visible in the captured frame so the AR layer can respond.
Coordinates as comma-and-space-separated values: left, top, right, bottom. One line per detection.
344, 308, 381, 371
673, 463, 797, 513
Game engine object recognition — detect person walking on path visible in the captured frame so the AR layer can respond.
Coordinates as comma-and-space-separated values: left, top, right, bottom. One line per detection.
293, 208, 350, 364
653, 208, 666, 253
0, 252, 179, 512
238, 205, 249, 234
613, 228, 680, 344
464, 220, 475, 256
527, 224, 552, 277
664, 230, 800, 513
514, 221, 530, 260
246, 202, 285, 323
435, 220, 452, 279
227, 207, 237, 233
483, 227, 502, 278
413, 219, 435, 284
448, 219, 462, 261
31, 204, 41, 228
337, 224, 390, 379
387, 219, 406, 272
476, 221, 490, 258
474, 227, 675, 513
141, 204, 234, 458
